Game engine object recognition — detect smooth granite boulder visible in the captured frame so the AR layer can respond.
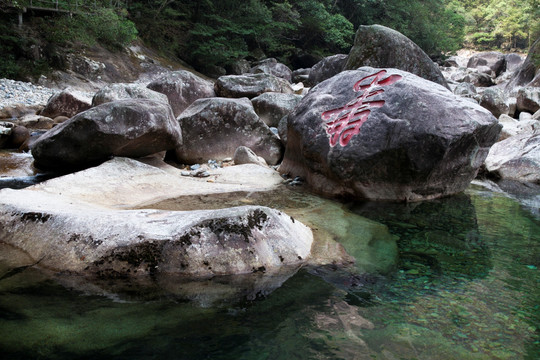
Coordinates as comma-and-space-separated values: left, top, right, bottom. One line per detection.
175, 97, 283, 165
215, 73, 294, 99
32, 99, 182, 172
92, 83, 169, 106
344, 25, 448, 88
279, 67, 501, 201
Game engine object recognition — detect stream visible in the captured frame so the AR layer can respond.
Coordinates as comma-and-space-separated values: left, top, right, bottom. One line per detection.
0, 152, 539, 359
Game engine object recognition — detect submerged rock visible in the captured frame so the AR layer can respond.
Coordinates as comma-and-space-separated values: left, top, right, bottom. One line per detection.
32, 99, 182, 172
279, 67, 501, 201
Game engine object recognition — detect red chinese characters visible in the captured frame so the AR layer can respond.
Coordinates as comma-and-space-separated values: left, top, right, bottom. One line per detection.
321, 70, 402, 147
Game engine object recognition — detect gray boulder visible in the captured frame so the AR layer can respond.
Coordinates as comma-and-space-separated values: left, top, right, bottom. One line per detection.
32, 99, 182, 171
344, 25, 448, 88
279, 67, 501, 201
484, 129, 540, 184
0, 122, 14, 148
215, 73, 294, 99
251, 92, 303, 127
147, 70, 215, 117
92, 83, 169, 106
292, 68, 311, 84
506, 38, 540, 91
251, 58, 293, 82
40, 88, 92, 118
0, 189, 313, 277
479, 87, 510, 118
307, 54, 348, 86
462, 72, 495, 87
227, 59, 251, 75
278, 115, 288, 146
505, 53, 524, 72
175, 97, 283, 165
467, 51, 506, 77
233, 146, 268, 167
454, 82, 477, 98
516, 87, 540, 114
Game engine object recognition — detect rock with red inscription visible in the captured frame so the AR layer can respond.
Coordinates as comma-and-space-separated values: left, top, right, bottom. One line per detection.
32, 99, 182, 172
344, 25, 448, 88
307, 54, 348, 86
147, 70, 215, 117
92, 83, 169, 106
250, 58, 293, 83
175, 97, 283, 165
40, 88, 92, 118
215, 73, 294, 99
279, 67, 501, 201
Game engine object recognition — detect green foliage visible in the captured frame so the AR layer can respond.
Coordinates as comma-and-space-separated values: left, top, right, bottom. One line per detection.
45, 8, 137, 49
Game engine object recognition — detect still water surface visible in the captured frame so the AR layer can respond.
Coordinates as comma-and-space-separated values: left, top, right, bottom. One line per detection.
0, 184, 538, 359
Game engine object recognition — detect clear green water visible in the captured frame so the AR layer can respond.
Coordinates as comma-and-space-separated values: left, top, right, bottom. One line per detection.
0, 185, 539, 359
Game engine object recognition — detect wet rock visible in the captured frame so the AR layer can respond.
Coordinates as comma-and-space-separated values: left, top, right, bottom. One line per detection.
251, 92, 303, 127
250, 58, 293, 82
0, 122, 14, 148
0, 189, 313, 277
484, 129, 540, 183
279, 67, 501, 201
344, 25, 448, 88
467, 51, 506, 77
92, 83, 169, 106
234, 146, 268, 167
307, 54, 348, 87
215, 73, 294, 99
8, 126, 30, 148
17, 115, 54, 130
40, 88, 92, 119
32, 99, 182, 172
147, 70, 215, 117
175, 97, 283, 165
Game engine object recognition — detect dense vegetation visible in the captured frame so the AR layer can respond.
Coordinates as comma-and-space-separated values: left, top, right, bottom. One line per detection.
0, 0, 538, 78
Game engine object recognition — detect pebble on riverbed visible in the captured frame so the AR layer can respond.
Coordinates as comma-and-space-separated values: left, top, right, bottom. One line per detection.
0, 78, 57, 109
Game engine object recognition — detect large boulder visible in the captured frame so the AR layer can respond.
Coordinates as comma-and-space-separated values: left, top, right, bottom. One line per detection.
307, 54, 348, 86
92, 83, 169, 106
0, 189, 313, 277
32, 99, 182, 172
467, 51, 506, 77
215, 73, 294, 99
279, 67, 501, 201
146, 70, 215, 117
175, 97, 283, 165
516, 87, 540, 114
250, 58, 293, 82
251, 92, 303, 127
40, 88, 92, 118
344, 25, 448, 88
505, 53, 524, 72
505, 38, 540, 91
479, 87, 510, 118
484, 129, 540, 184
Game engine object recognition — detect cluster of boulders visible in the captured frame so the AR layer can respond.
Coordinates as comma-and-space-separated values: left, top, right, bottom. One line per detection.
439, 39, 540, 184
1, 24, 538, 285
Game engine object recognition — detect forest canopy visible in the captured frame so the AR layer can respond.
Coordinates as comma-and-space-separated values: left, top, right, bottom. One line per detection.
1, 0, 539, 77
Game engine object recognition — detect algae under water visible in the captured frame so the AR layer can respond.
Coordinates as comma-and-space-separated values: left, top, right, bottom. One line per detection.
0, 184, 539, 359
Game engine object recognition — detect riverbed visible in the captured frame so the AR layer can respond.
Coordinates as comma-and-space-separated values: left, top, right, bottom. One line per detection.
0, 158, 538, 359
